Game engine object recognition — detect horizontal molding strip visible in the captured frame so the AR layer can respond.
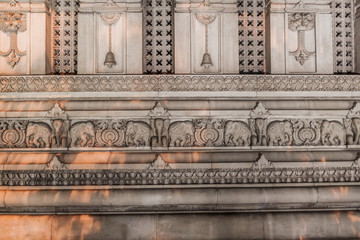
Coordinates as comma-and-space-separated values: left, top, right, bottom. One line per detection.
1, 164, 360, 186
1, 74, 360, 92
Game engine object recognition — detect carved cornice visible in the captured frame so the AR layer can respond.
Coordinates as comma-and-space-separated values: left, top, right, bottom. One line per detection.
1, 75, 360, 92
1, 161, 360, 186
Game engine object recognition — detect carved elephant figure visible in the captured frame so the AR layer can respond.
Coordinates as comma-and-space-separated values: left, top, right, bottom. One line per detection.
224, 121, 251, 146
69, 121, 95, 147
169, 121, 195, 147
351, 118, 360, 144
125, 121, 151, 147
267, 120, 293, 146
51, 119, 69, 148
321, 120, 346, 145
26, 122, 53, 148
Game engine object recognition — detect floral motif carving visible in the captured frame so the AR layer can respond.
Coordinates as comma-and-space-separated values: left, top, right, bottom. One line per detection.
94, 120, 126, 147
1, 75, 360, 92
292, 119, 321, 146
194, 119, 225, 147
1, 159, 360, 186
148, 155, 171, 170
44, 155, 67, 170
288, 12, 315, 65
0, 120, 27, 148
0, 12, 27, 68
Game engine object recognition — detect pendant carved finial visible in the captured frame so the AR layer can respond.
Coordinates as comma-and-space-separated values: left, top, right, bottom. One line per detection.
288, 12, 315, 65
0, 12, 27, 68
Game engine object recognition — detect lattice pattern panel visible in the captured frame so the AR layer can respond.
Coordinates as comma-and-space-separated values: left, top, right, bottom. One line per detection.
238, 0, 265, 73
52, 0, 79, 74
333, 0, 355, 73
143, 0, 174, 74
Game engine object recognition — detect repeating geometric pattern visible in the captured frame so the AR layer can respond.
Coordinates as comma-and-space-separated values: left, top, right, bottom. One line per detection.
1, 75, 360, 92
143, 0, 174, 74
238, 0, 265, 73
52, 0, 79, 74
333, 0, 354, 73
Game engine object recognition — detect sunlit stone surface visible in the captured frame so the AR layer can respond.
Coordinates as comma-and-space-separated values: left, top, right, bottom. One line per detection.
0, 0, 360, 239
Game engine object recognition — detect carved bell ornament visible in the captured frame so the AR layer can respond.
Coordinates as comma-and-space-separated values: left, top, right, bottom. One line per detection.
200, 52, 213, 69
195, 0, 216, 70
100, 1, 121, 69
104, 51, 116, 68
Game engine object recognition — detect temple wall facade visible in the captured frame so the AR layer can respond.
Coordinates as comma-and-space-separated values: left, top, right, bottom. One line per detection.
1, 0, 360, 239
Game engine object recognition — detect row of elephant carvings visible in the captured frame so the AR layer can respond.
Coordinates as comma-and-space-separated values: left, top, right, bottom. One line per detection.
2, 103, 360, 148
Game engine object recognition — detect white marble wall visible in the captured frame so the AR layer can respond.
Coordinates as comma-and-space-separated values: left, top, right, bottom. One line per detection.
78, 0, 142, 74
265, 0, 333, 74
175, 0, 238, 74
0, 0, 51, 75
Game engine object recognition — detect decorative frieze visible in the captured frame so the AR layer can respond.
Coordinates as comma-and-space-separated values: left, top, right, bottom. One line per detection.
1, 75, 360, 92
1, 155, 360, 186
3, 102, 360, 150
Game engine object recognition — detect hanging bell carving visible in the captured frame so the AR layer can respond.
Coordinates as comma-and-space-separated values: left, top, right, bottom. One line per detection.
104, 51, 116, 68
201, 52, 213, 69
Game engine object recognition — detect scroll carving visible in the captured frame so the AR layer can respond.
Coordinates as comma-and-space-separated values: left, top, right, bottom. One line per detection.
95, 120, 126, 147
0, 120, 27, 148
194, 119, 225, 147
292, 119, 321, 146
